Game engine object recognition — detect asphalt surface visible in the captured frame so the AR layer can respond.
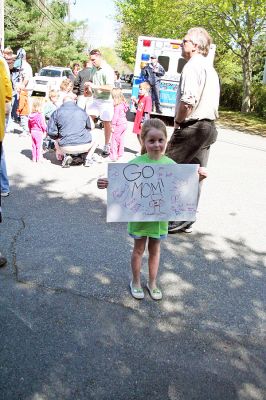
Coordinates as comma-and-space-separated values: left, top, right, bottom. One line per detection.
0, 98, 266, 399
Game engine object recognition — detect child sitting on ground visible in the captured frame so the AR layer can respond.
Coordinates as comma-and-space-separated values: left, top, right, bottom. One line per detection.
43, 90, 58, 122
43, 90, 59, 150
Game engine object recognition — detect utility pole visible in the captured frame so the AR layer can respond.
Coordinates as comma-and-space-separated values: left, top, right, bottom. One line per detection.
0, 0, 4, 50
67, 0, 77, 23
67, 0, 71, 23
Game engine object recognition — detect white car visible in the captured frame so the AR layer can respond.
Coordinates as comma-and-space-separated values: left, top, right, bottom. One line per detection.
31, 66, 74, 97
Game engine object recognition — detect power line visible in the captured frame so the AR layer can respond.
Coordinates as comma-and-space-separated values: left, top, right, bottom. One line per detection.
39, 0, 65, 28
32, 0, 65, 31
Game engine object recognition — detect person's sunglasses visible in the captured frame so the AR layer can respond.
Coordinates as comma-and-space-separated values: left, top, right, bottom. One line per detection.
182, 39, 194, 44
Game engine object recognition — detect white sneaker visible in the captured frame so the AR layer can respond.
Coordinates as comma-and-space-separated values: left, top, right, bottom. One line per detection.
1, 192, 10, 197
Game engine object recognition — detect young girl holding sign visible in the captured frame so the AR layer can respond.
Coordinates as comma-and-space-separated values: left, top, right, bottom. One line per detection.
97, 119, 207, 300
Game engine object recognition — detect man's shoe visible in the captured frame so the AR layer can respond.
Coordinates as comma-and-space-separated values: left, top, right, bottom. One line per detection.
61, 155, 73, 168
156, 109, 163, 114
102, 144, 110, 155
1, 192, 10, 197
168, 221, 192, 233
180, 224, 193, 233
0, 255, 7, 267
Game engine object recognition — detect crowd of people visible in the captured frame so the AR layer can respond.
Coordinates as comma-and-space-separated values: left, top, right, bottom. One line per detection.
1, 27, 220, 302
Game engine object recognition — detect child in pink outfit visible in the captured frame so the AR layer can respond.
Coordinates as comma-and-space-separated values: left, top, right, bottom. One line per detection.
110, 88, 128, 161
28, 98, 47, 162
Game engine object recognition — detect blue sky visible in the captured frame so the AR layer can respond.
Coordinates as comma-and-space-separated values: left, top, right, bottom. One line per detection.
70, 0, 117, 48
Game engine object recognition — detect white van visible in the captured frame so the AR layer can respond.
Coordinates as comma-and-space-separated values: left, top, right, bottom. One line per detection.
131, 35, 216, 117
31, 66, 74, 97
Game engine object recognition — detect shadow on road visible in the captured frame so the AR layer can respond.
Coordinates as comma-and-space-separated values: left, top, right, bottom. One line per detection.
0, 171, 265, 400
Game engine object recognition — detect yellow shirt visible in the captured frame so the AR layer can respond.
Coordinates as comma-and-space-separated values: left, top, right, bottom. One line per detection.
0, 59, 12, 142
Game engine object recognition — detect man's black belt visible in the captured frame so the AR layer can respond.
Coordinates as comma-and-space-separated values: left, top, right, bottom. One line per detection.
179, 119, 214, 127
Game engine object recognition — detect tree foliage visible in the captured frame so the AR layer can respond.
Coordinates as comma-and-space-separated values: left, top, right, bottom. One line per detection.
4, 0, 88, 71
115, 0, 266, 112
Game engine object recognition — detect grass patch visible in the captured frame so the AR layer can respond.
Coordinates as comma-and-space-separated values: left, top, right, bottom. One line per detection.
218, 109, 266, 137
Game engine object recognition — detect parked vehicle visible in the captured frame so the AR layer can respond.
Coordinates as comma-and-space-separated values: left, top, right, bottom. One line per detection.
131, 36, 216, 117
31, 66, 74, 97
126, 73, 133, 83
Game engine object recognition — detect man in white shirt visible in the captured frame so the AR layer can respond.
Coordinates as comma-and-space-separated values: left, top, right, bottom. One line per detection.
166, 27, 220, 233
85, 50, 114, 155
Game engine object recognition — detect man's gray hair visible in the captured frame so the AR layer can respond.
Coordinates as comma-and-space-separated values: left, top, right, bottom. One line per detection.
187, 27, 212, 57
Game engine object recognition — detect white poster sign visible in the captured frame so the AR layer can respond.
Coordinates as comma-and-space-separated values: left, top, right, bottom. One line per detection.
107, 163, 199, 222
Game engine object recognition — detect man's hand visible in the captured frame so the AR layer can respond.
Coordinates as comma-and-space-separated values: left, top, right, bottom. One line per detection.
175, 102, 192, 125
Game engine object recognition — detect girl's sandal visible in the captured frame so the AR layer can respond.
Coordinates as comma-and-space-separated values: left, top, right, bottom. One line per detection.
146, 283, 162, 300
129, 281, 144, 300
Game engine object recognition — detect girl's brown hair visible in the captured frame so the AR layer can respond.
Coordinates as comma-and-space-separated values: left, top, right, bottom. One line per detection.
31, 98, 44, 113
111, 88, 127, 106
140, 118, 168, 154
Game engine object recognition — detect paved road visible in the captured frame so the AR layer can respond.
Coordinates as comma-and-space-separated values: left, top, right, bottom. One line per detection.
0, 108, 265, 399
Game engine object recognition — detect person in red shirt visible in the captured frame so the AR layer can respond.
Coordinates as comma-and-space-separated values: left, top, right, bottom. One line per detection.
132, 82, 152, 145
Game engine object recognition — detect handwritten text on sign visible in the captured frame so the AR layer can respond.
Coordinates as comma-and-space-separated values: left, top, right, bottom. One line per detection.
107, 163, 199, 222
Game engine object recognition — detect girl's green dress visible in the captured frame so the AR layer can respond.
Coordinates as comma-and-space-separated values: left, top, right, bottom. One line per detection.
127, 153, 175, 239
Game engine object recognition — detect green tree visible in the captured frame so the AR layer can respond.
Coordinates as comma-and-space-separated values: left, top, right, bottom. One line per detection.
4, 0, 88, 71
115, 0, 266, 113
189, 0, 266, 112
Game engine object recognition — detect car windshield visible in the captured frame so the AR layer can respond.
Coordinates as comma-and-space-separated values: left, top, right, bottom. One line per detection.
39, 69, 61, 77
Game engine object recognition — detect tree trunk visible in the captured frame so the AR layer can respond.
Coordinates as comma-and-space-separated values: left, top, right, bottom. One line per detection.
241, 47, 252, 113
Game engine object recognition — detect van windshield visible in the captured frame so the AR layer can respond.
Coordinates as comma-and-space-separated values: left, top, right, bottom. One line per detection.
39, 69, 61, 77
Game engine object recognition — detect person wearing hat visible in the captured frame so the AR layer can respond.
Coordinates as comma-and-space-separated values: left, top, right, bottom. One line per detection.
142, 55, 165, 113
16, 48, 33, 91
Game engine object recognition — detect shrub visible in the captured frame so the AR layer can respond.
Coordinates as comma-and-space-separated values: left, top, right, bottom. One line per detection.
220, 82, 243, 110
251, 84, 266, 118
220, 82, 266, 117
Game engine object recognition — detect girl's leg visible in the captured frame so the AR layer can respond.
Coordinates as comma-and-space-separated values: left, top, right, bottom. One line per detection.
31, 136, 37, 162
36, 133, 43, 161
131, 237, 147, 287
20, 116, 29, 134
147, 238, 161, 289
117, 126, 127, 158
109, 131, 118, 161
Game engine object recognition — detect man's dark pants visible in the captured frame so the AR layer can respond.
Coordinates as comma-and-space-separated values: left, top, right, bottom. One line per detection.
166, 119, 218, 228
151, 82, 161, 112
166, 119, 218, 167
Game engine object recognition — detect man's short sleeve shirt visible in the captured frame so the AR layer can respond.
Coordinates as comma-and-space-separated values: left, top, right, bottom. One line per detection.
91, 61, 114, 100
